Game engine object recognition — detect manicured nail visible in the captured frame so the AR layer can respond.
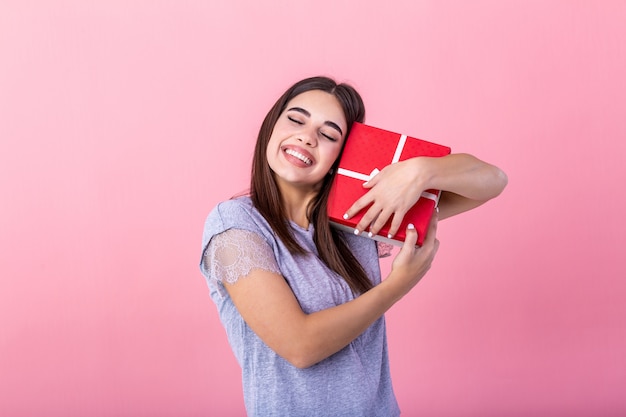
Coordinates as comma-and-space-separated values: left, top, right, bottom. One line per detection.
368, 231, 373, 238
354, 228, 360, 235
435, 206, 439, 213
343, 213, 349, 220
408, 223, 415, 230
387, 233, 393, 239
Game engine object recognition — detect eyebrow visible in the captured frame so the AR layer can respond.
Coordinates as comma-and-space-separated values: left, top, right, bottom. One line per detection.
287, 107, 344, 136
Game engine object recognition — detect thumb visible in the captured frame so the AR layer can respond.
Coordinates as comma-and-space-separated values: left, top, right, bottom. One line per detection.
400, 223, 418, 253
362, 175, 379, 189
362, 169, 381, 189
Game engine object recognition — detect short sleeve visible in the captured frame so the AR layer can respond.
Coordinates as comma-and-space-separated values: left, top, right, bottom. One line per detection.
202, 228, 282, 298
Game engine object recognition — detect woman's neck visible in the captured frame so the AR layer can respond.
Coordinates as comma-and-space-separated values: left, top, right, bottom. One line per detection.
279, 184, 318, 229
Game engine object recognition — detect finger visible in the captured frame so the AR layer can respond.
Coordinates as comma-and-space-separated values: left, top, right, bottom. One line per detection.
385, 208, 409, 239
343, 193, 374, 221
362, 173, 380, 189
355, 206, 382, 235
369, 208, 394, 237
400, 223, 418, 254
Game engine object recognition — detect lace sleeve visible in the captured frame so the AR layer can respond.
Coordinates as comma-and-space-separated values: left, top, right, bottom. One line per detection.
203, 228, 281, 297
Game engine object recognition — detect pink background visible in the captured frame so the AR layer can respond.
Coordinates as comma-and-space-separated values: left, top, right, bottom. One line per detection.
1, 1, 625, 416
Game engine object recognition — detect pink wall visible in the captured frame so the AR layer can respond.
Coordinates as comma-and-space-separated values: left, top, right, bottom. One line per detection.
1, 1, 625, 416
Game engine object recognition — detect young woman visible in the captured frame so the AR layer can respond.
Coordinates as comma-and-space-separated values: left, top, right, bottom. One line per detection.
200, 76, 507, 416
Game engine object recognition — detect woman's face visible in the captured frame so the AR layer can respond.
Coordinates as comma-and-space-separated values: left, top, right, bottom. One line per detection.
267, 89, 347, 192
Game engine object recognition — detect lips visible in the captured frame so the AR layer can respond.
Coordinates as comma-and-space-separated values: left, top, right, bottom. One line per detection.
283, 146, 314, 166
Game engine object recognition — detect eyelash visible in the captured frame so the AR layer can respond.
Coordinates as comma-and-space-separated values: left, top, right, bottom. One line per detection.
287, 116, 303, 125
287, 115, 338, 142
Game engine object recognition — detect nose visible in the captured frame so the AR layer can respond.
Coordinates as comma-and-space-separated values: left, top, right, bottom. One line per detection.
297, 128, 317, 147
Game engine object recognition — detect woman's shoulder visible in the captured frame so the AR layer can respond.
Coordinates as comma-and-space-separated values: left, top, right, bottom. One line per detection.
212, 195, 254, 217
202, 196, 270, 247
206, 196, 257, 228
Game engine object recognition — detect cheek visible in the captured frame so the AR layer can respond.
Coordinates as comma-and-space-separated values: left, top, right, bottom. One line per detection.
266, 144, 280, 172
326, 143, 343, 164
266, 134, 281, 157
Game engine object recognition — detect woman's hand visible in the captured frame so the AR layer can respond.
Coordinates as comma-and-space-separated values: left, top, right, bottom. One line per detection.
343, 153, 508, 236
344, 158, 433, 238
388, 212, 440, 295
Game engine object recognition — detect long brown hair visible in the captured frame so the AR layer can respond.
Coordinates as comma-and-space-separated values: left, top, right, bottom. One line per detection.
250, 76, 373, 294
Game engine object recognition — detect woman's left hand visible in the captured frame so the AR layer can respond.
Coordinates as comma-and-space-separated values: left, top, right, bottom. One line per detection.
342, 153, 509, 237
343, 158, 431, 238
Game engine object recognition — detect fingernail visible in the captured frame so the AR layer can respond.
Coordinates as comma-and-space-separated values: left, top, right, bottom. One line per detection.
387, 233, 393, 239
368, 231, 373, 238
435, 207, 439, 214
343, 213, 349, 220
408, 223, 415, 230
354, 229, 360, 235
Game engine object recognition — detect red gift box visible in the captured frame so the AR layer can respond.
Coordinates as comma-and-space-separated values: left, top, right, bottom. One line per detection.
328, 122, 451, 246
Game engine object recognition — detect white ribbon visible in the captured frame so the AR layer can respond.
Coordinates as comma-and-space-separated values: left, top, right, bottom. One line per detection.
391, 134, 407, 164
336, 167, 380, 182
337, 132, 408, 182
420, 191, 439, 203
337, 132, 439, 204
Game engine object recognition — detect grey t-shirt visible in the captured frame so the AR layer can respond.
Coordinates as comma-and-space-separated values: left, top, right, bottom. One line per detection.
200, 197, 400, 417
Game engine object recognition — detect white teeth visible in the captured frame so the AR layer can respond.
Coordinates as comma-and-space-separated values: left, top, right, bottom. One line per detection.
285, 149, 312, 165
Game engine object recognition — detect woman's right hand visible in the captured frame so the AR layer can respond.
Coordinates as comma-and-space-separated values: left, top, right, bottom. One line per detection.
390, 212, 440, 294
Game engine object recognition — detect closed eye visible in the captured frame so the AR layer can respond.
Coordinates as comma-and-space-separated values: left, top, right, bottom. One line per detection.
288, 116, 304, 125
286, 107, 343, 140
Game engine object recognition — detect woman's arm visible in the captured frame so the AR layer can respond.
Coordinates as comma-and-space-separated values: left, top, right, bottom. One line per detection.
223, 218, 439, 369
343, 153, 508, 238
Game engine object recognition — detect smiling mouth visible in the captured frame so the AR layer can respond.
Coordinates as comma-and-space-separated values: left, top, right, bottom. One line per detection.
285, 148, 313, 166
